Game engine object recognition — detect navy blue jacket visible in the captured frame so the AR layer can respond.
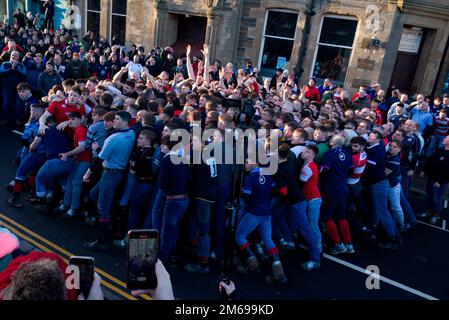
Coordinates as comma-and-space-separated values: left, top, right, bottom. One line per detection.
319, 147, 353, 196
159, 152, 190, 196
385, 154, 401, 187
364, 142, 387, 184
242, 168, 275, 216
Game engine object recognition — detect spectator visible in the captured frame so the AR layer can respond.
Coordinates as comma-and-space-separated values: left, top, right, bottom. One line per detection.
0, 50, 27, 125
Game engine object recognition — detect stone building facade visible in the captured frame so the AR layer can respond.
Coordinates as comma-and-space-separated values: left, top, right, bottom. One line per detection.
70, 0, 449, 96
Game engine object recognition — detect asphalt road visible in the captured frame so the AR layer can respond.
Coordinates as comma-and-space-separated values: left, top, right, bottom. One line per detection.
1, 125, 448, 300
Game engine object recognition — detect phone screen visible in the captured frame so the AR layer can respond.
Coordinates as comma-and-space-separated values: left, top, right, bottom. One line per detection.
126, 230, 159, 290
70, 257, 94, 297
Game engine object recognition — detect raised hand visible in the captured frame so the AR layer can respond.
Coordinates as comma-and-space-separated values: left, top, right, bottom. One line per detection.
201, 43, 209, 56
186, 45, 191, 56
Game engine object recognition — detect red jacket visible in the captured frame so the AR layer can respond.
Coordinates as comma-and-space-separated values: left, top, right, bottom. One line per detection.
0, 252, 77, 300
304, 86, 321, 103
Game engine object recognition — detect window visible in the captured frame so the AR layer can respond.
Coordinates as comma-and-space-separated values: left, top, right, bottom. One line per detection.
85, 0, 101, 36
312, 16, 358, 85
259, 10, 298, 78
110, 0, 126, 44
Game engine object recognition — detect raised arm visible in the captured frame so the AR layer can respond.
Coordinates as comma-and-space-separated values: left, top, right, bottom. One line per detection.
186, 45, 195, 81
201, 44, 210, 85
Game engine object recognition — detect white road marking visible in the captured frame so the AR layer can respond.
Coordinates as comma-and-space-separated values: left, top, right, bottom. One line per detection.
297, 244, 439, 300
12, 130, 23, 136
418, 220, 449, 233
323, 253, 439, 300
445, 200, 448, 209
442, 220, 447, 230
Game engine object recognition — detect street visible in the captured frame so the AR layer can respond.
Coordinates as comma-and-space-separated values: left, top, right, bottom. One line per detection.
1, 126, 448, 300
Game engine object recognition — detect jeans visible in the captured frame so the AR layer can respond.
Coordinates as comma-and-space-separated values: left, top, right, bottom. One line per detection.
89, 170, 125, 221
213, 182, 232, 258
346, 182, 370, 233
35, 158, 74, 198
388, 183, 405, 228
15, 152, 46, 181
235, 213, 276, 253
272, 198, 294, 243
290, 201, 320, 262
306, 198, 322, 253
400, 166, 412, 200
426, 179, 448, 214
193, 198, 212, 258
119, 172, 136, 207
150, 188, 166, 232
425, 135, 445, 158
369, 179, 398, 239
63, 160, 90, 210
400, 188, 417, 225
159, 198, 189, 263
127, 181, 155, 230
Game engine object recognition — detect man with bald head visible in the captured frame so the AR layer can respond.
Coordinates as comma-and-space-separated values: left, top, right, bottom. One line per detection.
0, 50, 27, 125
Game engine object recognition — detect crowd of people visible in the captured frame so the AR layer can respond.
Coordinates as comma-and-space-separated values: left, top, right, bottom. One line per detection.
1, 10, 449, 295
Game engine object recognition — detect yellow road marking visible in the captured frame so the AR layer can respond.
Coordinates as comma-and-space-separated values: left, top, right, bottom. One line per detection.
0, 213, 151, 300
0, 219, 138, 300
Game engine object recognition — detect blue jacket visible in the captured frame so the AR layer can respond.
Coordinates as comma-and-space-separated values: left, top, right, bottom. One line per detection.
319, 147, 353, 196
0, 61, 27, 90
364, 142, 387, 184
242, 168, 275, 216
159, 151, 190, 196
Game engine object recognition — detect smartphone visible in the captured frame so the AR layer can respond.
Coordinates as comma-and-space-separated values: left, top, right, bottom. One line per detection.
126, 229, 159, 290
69, 256, 95, 298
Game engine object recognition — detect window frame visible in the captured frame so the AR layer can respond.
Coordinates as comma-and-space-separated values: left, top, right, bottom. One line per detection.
310, 15, 359, 85
85, 0, 101, 36
258, 9, 299, 75
109, 0, 127, 43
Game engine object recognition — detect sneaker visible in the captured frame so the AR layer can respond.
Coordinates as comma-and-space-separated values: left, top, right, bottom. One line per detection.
246, 255, 261, 273
54, 204, 68, 215
301, 260, 321, 271
185, 263, 211, 274
280, 240, 296, 252
113, 239, 127, 248
26, 194, 42, 203
329, 243, 347, 255
430, 216, 440, 225
5, 181, 14, 193
45, 191, 54, 204
416, 212, 431, 219
62, 208, 78, 220
345, 243, 355, 254
377, 241, 399, 251
84, 216, 97, 227
83, 240, 108, 252
271, 261, 287, 284
6, 196, 22, 208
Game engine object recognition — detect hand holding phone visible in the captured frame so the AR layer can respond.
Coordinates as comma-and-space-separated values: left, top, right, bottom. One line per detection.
69, 256, 95, 298
126, 229, 159, 290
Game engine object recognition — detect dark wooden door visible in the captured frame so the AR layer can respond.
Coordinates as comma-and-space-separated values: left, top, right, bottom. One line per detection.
389, 52, 420, 93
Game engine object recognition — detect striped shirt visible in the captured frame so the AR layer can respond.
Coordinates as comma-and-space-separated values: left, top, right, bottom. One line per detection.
434, 116, 449, 136
347, 151, 368, 185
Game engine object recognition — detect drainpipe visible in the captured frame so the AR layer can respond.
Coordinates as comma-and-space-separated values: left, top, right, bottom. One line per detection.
432, 33, 449, 97
295, 0, 315, 84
